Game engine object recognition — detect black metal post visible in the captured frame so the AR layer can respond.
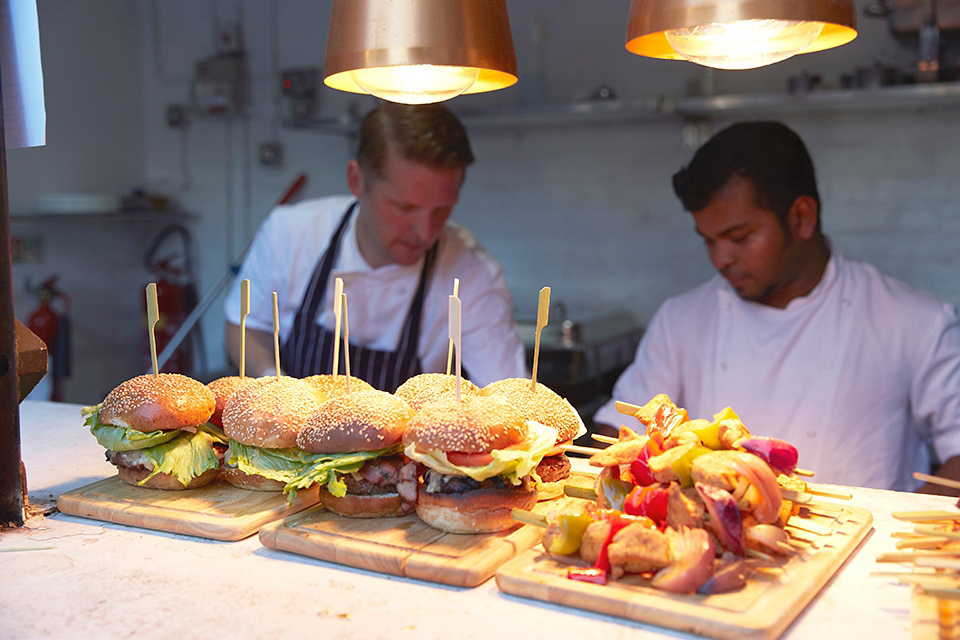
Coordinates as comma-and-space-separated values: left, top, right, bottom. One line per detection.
0, 62, 25, 527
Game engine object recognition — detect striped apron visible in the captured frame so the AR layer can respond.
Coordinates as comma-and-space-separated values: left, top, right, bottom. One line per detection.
279, 202, 436, 392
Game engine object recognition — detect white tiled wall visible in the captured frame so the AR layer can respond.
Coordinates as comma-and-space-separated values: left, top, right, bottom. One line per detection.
8, 0, 960, 404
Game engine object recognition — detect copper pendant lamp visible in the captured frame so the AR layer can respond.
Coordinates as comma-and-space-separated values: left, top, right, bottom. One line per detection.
626, 0, 858, 69
323, 0, 518, 104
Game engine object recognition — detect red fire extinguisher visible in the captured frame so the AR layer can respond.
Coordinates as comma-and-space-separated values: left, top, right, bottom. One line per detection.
27, 276, 71, 401
143, 224, 199, 374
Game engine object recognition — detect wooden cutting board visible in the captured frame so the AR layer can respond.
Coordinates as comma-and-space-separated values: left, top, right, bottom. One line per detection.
495, 503, 873, 640
258, 471, 597, 588
56, 475, 320, 541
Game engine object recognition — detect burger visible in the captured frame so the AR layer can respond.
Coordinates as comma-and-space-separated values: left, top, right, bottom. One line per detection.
482, 378, 585, 500
219, 376, 327, 491
302, 374, 374, 400
286, 389, 416, 517
395, 372, 479, 411
402, 393, 558, 533
206, 375, 266, 428
82, 373, 223, 490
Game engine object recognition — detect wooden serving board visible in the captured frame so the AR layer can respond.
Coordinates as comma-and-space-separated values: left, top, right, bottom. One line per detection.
56, 475, 320, 541
496, 503, 873, 640
258, 471, 597, 588
912, 589, 960, 640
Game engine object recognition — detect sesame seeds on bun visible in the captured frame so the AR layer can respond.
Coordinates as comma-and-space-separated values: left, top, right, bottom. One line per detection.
207, 375, 268, 427
221, 376, 327, 449
99, 373, 215, 433
482, 378, 583, 444
302, 374, 374, 400
297, 389, 414, 453
402, 394, 527, 454
395, 373, 479, 411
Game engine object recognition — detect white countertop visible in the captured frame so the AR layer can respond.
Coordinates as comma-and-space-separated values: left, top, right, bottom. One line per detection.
1, 400, 952, 639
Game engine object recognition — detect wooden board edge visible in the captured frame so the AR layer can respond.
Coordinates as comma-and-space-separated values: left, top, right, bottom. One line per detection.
56, 478, 322, 542
495, 505, 874, 640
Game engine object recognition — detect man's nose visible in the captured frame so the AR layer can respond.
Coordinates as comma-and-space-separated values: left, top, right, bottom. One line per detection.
710, 244, 735, 270
412, 210, 440, 243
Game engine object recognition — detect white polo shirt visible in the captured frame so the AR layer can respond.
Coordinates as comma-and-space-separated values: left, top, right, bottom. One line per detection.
594, 248, 960, 490
224, 196, 527, 386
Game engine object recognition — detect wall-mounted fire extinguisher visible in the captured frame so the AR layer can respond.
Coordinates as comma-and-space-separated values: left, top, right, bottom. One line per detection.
27, 276, 71, 401
143, 224, 201, 375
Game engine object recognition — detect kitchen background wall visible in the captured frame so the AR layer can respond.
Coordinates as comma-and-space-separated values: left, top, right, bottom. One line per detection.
7, 0, 960, 406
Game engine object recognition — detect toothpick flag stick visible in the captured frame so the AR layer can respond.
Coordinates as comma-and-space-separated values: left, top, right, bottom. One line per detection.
342, 292, 351, 394
145, 283, 159, 377
449, 294, 462, 402
333, 277, 344, 377
530, 286, 550, 391
446, 278, 460, 376
272, 292, 281, 380
239, 279, 249, 379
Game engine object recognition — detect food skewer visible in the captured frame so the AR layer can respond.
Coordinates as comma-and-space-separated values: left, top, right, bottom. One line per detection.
914, 472, 960, 491
239, 279, 249, 379
915, 524, 960, 540
893, 511, 960, 522
145, 283, 159, 377
272, 292, 281, 380
332, 277, 344, 377
342, 292, 351, 394
446, 278, 459, 375
448, 294, 462, 402
530, 286, 550, 392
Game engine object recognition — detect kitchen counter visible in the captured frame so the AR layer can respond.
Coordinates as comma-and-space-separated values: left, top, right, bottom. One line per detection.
2, 400, 952, 639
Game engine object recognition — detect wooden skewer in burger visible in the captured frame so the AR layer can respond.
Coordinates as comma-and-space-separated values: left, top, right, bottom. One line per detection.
482, 287, 585, 501
401, 294, 558, 533
81, 283, 224, 490
219, 292, 329, 491
285, 288, 418, 516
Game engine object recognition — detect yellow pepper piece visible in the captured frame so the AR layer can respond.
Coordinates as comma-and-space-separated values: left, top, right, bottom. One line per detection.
712, 407, 740, 422
688, 418, 723, 450
547, 513, 594, 555
670, 445, 713, 487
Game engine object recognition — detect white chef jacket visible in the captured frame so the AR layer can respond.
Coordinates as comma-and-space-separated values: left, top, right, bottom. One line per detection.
224, 196, 527, 386
594, 248, 960, 490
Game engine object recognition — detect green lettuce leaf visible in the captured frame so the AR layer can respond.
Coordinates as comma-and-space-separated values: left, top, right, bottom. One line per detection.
227, 440, 315, 484
283, 444, 405, 501
83, 404, 179, 451
403, 420, 558, 485
138, 430, 222, 486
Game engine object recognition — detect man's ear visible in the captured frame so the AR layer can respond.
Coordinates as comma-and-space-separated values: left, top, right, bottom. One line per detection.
346, 160, 364, 197
789, 195, 820, 240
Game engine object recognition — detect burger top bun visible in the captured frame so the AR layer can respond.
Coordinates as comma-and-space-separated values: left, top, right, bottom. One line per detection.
221, 376, 327, 449
395, 373, 480, 411
403, 394, 527, 454
207, 375, 267, 427
303, 374, 374, 400
482, 377, 583, 444
297, 389, 414, 454
100, 373, 215, 433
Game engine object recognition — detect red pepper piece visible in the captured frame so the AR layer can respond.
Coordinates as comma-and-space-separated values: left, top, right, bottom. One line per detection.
624, 485, 669, 528
628, 432, 664, 486
567, 567, 608, 585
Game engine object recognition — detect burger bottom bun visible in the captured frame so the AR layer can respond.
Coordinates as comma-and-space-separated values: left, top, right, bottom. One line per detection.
415, 482, 537, 534
319, 486, 413, 518
116, 465, 219, 491
221, 465, 285, 492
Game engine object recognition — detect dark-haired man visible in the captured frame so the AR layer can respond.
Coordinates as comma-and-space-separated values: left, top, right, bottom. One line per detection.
594, 121, 960, 493
224, 103, 526, 392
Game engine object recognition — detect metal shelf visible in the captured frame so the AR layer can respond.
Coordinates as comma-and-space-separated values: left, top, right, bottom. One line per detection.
283, 81, 960, 134
10, 210, 197, 224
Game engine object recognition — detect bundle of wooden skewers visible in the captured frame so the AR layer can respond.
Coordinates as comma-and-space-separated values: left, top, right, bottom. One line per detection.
876, 472, 960, 638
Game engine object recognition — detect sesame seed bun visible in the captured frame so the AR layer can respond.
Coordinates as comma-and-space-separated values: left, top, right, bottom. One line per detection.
395, 373, 479, 411
207, 376, 268, 427
100, 373, 215, 433
302, 374, 374, 400
402, 394, 527, 454
115, 463, 219, 490
297, 389, 414, 454
482, 378, 584, 444
221, 376, 327, 449
415, 482, 537, 533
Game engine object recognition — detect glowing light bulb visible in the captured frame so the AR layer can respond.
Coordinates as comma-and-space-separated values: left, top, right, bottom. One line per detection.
665, 19, 824, 69
351, 65, 480, 104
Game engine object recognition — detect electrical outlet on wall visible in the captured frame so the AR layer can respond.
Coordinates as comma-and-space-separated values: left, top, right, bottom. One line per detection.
259, 142, 283, 167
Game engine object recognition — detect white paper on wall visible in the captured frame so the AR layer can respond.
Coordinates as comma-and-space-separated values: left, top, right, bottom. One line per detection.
1, 0, 45, 148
